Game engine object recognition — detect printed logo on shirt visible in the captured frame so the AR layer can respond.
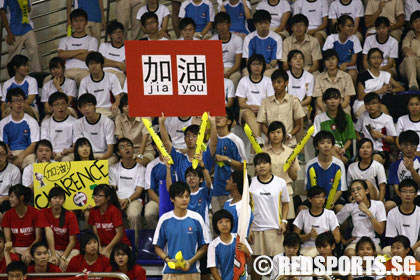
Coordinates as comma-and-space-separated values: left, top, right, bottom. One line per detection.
358, 214, 366, 217
251, 91, 260, 94
403, 224, 411, 227
120, 176, 133, 180
91, 132, 98, 135
55, 130, 63, 133
201, 12, 207, 18
72, 44, 82, 47
239, 12, 244, 18
260, 192, 271, 196
11, 227, 34, 235
312, 225, 319, 228
96, 223, 115, 230
23, 129, 28, 134
223, 146, 227, 151
292, 86, 301, 89
198, 199, 202, 204
52, 225, 68, 235
331, 124, 336, 131
94, 89, 104, 93
109, 53, 120, 57
187, 226, 193, 234
267, 45, 272, 51
308, 9, 316, 12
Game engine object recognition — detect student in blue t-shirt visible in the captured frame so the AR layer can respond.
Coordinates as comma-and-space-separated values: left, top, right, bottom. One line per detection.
67, 0, 105, 42
219, 0, 251, 37
224, 170, 254, 236
179, 0, 215, 39
207, 209, 251, 280
242, 9, 283, 76
159, 114, 218, 183
153, 181, 211, 277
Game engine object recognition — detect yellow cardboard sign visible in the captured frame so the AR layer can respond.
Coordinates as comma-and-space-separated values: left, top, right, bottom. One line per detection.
33, 160, 109, 210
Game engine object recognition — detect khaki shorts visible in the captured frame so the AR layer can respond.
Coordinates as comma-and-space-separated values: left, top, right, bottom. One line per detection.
251, 229, 284, 256
163, 273, 200, 280
310, 30, 327, 40
300, 246, 319, 257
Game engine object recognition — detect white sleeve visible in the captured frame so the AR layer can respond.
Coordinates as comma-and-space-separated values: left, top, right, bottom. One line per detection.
12, 166, 21, 185
162, 5, 170, 17
362, 39, 370, 54
353, 36, 363, 53
276, 35, 282, 60
66, 79, 77, 98
336, 204, 351, 224
385, 211, 398, 238
110, 73, 123, 96
267, 80, 275, 97
323, 35, 334, 51
339, 160, 347, 191
58, 38, 67, 51
41, 83, 50, 103
347, 165, 353, 186
123, 79, 127, 93
98, 43, 106, 56
40, 120, 49, 142
72, 121, 83, 143
179, 2, 187, 18
376, 162, 387, 185
328, 2, 337, 19
235, 78, 247, 98
109, 165, 117, 186
292, 0, 301, 14
88, 37, 99, 52
235, 36, 243, 54
136, 7, 143, 20
144, 162, 153, 190
280, 181, 290, 202
307, 73, 314, 96
321, 0, 329, 17
78, 78, 88, 97
396, 117, 404, 135
225, 79, 235, 99
105, 118, 116, 145
386, 118, 397, 136
136, 166, 145, 188
242, 36, 250, 58
207, 241, 217, 268
390, 40, 399, 58
355, 0, 364, 17
355, 115, 363, 132
293, 211, 304, 230
208, 1, 215, 21
22, 165, 33, 187
0, 120, 4, 142
29, 119, 40, 143
28, 78, 38, 96
375, 201, 387, 222
328, 211, 340, 231
313, 115, 321, 135
405, 0, 412, 20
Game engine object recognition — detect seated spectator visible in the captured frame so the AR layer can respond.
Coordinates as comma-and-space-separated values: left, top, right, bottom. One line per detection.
347, 139, 387, 201
256, 0, 291, 38
79, 52, 122, 118
328, 0, 364, 41
355, 93, 396, 165
337, 180, 386, 257
105, 243, 146, 280
388, 130, 420, 210
99, 20, 126, 87
179, 0, 214, 39
136, 0, 169, 36
0, 230, 20, 273
355, 48, 404, 118
207, 209, 251, 279
41, 57, 77, 117
40, 92, 76, 162
0, 0, 42, 72
115, 94, 154, 166
0, 142, 20, 214
323, 15, 362, 85
22, 140, 54, 190
313, 49, 355, 115
6, 261, 28, 280
396, 95, 420, 153
314, 232, 344, 278
109, 138, 145, 244
224, 78, 235, 107
0, 88, 39, 169
70, 94, 117, 164
364, 0, 404, 42
286, 50, 314, 116
140, 12, 169, 40
313, 88, 356, 164
88, 184, 131, 257
211, 12, 242, 88
404, 0, 420, 27
243, 10, 282, 76
363, 17, 399, 78
386, 236, 420, 274
58, 9, 98, 85
282, 14, 322, 74
236, 54, 274, 144
257, 69, 305, 147
67, 232, 111, 272
1, 55, 39, 120
40, 187, 79, 271
73, 137, 95, 161
249, 153, 289, 279
351, 237, 380, 280
304, 131, 347, 211
178, 17, 198, 40
292, 0, 328, 47
384, 179, 420, 260
67, 0, 105, 42
293, 186, 340, 257
218, 0, 251, 37
2, 185, 41, 265
27, 242, 62, 274
400, 11, 420, 92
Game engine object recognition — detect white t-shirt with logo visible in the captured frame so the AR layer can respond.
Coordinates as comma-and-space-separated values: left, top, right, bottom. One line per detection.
79, 72, 123, 108
58, 35, 98, 69
235, 76, 274, 106
386, 206, 420, 247
109, 162, 145, 200
287, 70, 314, 101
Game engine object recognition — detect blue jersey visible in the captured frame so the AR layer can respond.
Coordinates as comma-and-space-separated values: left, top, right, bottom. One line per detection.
223, 198, 253, 237
179, 0, 214, 32
207, 234, 248, 280
224, 1, 249, 34
153, 210, 211, 274
170, 148, 212, 183
74, 0, 102, 22
389, 156, 420, 185
1, 0, 33, 35
323, 34, 362, 66
189, 187, 211, 226
146, 157, 177, 196
0, 114, 40, 151
305, 157, 347, 195
243, 31, 282, 64
213, 134, 246, 196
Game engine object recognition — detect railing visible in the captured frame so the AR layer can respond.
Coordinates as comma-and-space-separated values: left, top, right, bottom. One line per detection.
274, 271, 420, 280
0, 272, 130, 279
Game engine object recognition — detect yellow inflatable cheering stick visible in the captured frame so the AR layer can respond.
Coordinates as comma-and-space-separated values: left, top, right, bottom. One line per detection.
283, 126, 315, 172
192, 112, 208, 169
309, 166, 317, 187
167, 251, 186, 269
244, 124, 262, 154
67, 25, 72, 37
142, 118, 173, 165
325, 169, 341, 210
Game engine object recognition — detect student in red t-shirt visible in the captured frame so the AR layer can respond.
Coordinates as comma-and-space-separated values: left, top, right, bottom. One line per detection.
66, 232, 111, 273
105, 243, 146, 280
1, 185, 42, 265
40, 187, 80, 271
88, 184, 130, 257
27, 242, 61, 275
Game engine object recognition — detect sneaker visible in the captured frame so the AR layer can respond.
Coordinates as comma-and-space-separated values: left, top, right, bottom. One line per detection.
409, 85, 419, 91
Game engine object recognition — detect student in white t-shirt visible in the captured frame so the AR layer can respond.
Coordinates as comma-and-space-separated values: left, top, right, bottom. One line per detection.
41, 57, 77, 118
70, 94, 117, 165
396, 95, 420, 153
22, 140, 54, 190
79, 52, 123, 119
58, 9, 98, 85
236, 54, 274, 144
249, 152, 289, 279
41, 92, 77, 162
347, 138, 387, 201
211, 12, 242, 88
328, 0, 364, 41
384, 179, 420, 260
224, 78, 235, 107
136, 0, 170, 34
293, 186, 340, 257
164, 117, 200, 151
109, 138, 145, 244
99, 21, 126, 87
256, 0, 291, 38
140, 12, 169, 41
337, 180, 386, 257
